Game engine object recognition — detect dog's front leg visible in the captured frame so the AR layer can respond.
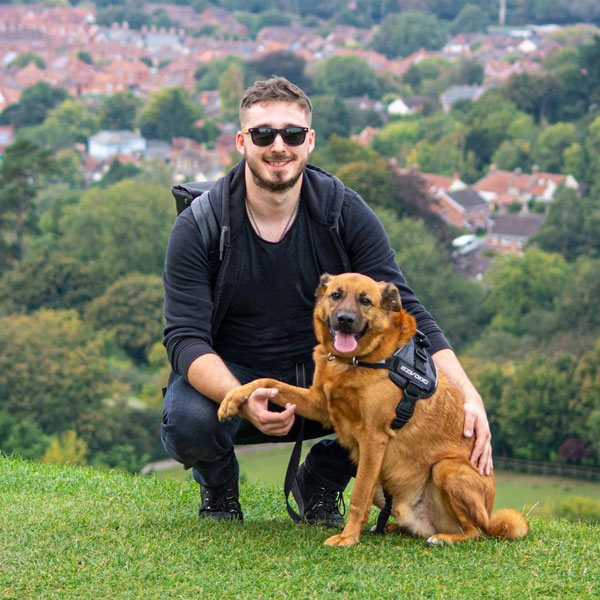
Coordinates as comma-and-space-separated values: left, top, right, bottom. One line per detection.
324, 432, 389, 548
218, 379, 330, 426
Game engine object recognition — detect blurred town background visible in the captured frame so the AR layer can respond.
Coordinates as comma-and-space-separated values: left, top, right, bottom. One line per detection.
0, 2, 599, 506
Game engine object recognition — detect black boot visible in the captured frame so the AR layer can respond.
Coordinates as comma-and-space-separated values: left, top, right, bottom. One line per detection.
296, 464, 345, 528
199, 480, 243, 522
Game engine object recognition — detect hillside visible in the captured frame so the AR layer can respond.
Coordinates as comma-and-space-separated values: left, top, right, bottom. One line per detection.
1, 457, 598, 599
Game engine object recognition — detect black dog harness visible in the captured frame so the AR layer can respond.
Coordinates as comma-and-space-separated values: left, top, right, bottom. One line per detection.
351, 329, 438, 429
339, 330, 438, 533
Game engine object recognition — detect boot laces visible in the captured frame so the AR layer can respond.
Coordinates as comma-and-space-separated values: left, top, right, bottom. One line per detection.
310, 485, 346, 517
202, 486, 241, 514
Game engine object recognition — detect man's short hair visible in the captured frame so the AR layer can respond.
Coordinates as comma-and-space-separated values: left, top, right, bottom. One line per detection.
239, 77, 312, 125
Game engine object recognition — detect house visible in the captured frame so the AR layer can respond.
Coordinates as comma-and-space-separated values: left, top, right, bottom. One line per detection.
387, 98, 411, 116
486, 213, 545, 255
416, 170, 467, 196
436, 188, 491, 232
88, 130, 147, 160
474, 166, 579, 212
439, 85, 484, 112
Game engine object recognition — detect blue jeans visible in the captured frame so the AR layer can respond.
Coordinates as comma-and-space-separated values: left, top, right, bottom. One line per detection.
161, 360, 356, 491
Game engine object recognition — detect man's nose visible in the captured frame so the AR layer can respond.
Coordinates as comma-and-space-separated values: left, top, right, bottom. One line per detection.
271, 132, 287, 151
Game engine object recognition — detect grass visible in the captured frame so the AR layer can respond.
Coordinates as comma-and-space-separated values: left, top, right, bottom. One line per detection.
156, 443, 600, 516
2, 457, 599, 599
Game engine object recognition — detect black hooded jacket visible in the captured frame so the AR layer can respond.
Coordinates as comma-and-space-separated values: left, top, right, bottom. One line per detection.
163, 160, 450, 379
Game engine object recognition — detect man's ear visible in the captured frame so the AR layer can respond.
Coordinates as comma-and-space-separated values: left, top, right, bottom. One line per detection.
380, 283, 402, 312
235, 131, 246, 155
315, 273, 332, 298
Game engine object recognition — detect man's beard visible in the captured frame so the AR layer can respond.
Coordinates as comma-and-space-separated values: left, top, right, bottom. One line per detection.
246, 153, 308, 192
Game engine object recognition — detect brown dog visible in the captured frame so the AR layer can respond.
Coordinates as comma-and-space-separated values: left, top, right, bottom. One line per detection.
219, 273, 529, 547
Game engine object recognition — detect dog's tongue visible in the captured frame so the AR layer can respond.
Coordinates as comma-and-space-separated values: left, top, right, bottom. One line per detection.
334, 332, 358, 354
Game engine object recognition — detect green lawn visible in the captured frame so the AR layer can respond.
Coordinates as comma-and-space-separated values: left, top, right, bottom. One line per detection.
1, 457, 599, 599
156, 443, 600, 516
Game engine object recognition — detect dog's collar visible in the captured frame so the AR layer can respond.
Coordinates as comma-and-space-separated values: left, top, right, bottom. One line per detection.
327, 352, 385, 367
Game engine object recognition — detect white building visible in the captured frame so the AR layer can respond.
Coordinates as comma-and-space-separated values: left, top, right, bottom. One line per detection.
88, 130, 147, 160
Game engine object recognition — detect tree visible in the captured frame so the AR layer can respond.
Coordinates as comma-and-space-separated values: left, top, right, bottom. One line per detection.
451, 4, 490, 34
76, 50, 93, 65
218, 62, 245, 121
59, 179, 174, 287
247, 51, 308, 89
335, 159, 396, 211
0, 411, 51, 460
298, 0, 346, 19
377, 210, 487, 350
503, 72, 561, 124
0, 249, 99, 316
310, 96, 352, 141
552, 257, 600, 354
195, 56, 244, 92
310, 134, 381, 174
533, 188, 600, 262
98, 158, 142, 187
0, 139, 56, 268
569, 340, 600, 451
0, 308, 163, 470
372, 120, 421, 160
491, 139, 531, 171
370, 12, 447, 59
8, 52, 45, 69
483, 248, 572, 336
30, 99, 100, 150
532, 122, 576, 173
498, 353, 576, 461
313, 55, 380, 98
391, 170, 452, 242
0, 310, 115, 434
99, 91, 141, 131
41, 430, 88, 467
463, 93, 521, 171
139, 87, 200, 141
0, 82, 68, 129
85, 273, 165, 363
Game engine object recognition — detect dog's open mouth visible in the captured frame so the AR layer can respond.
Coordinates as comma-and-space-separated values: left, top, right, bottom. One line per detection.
329, 321, 368, 354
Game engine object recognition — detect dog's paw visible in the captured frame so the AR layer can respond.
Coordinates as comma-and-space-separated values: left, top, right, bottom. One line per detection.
426, 535, 445, 546
323, 533, 360, 548
218, 390, 247, 422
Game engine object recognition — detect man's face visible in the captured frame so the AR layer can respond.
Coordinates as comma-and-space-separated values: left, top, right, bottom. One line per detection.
236, 101, 315, 193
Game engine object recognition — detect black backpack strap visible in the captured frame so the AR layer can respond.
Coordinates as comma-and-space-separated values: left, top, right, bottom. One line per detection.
172, 181, 213, 215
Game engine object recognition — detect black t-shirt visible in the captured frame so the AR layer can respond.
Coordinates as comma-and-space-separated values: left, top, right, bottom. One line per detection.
213, 201, 321, 369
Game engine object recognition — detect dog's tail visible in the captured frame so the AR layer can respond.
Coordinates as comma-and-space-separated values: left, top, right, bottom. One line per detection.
486, 508, 529, 540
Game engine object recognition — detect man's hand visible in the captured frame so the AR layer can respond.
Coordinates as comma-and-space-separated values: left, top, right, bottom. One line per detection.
239, 388, 296, 436
462, 399, 493, 476
431, 349, 493, 476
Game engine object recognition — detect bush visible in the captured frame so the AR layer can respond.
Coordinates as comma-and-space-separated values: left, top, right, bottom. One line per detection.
536, 495, 600, 524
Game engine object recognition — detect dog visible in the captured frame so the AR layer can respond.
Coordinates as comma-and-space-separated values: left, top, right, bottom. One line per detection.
219, 273, 529, 547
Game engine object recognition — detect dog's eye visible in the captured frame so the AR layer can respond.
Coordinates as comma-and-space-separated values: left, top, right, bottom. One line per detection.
359, 297, 372, 306
330, 291, 342, 300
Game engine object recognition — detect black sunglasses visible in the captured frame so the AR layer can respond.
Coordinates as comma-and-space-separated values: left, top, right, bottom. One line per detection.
241, 126, 309, 147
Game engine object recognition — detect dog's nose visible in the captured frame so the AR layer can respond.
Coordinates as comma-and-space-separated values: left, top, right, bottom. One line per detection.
336, 312, 355, 327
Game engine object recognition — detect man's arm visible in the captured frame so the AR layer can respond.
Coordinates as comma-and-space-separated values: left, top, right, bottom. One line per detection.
186, 353, 296, 436
432, 348, 493, 476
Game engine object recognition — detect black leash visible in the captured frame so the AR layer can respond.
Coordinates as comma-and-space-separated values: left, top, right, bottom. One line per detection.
283, 362, 306, 523
372, 488, 394, 534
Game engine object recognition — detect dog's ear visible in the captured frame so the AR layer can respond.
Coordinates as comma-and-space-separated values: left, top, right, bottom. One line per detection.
315, 273, 332, 298
380, 283, 402, 312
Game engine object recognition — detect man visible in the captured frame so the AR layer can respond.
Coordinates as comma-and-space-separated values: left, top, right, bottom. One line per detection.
162, 77, 492, 525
